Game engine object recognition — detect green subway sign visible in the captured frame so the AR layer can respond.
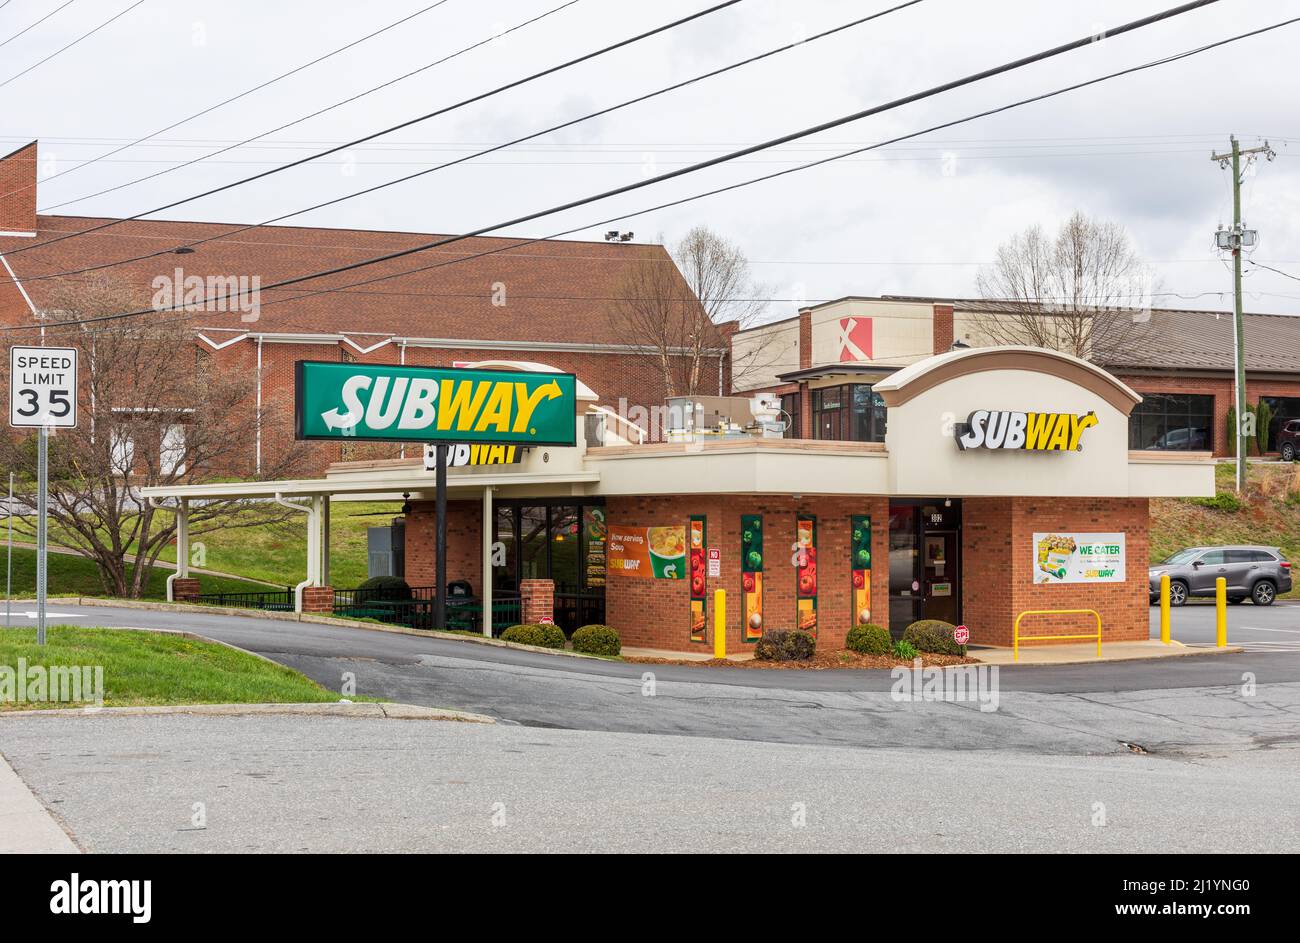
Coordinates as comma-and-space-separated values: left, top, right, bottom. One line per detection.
294, 361, 577, 445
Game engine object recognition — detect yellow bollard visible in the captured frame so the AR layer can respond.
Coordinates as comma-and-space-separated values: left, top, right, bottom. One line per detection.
1216, 576, 1228, 647
1160, 573, 1171, 644
713, 588, 726, 660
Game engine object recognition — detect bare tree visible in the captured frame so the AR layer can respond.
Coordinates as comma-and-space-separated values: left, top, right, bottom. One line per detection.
613, 226, 777, 397
972, 211, 1157, 360
0, 276, 312, 598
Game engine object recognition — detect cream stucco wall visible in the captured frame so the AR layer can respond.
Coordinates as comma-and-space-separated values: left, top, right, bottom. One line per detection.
809, 298, 934, 367
730, 317, 799, 391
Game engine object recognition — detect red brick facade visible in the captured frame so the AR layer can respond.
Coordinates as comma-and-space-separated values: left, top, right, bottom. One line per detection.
404, 500, 483, 593
604, 495, 891, 652
170, 577, 201, 602
0, 142, 36, 234
962, 496, 1150, 647
932, 303, 954, 354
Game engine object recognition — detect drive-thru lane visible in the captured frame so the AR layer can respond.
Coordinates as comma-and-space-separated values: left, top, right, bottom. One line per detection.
3, 602, 1299, 756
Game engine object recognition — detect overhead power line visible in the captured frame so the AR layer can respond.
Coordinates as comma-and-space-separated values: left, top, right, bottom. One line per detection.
35, 0, 580, 211
0, 0, 745, 258
3, 0, 1234, 333
0, 0, 145, 91
18, 0, 925, 283
22, 0, 457, 196
0, 0, 78, 51
245, 6, 1295, 321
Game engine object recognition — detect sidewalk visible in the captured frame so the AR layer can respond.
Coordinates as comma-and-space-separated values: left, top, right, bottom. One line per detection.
622, 646, 754, 662
0, 751, 79, 853
969, 638, 1242, 666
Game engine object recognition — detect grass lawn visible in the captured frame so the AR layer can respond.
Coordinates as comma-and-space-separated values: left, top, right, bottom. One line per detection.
2, 546, 275, 600
42, 500, 401, 591
0, 625, 364, 711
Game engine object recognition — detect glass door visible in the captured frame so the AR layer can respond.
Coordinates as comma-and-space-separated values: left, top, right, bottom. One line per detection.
888, 505, 921, 634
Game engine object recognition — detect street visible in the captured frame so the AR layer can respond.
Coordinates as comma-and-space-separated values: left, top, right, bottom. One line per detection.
1, 713, 1295, 854
2, 602, 1299, 852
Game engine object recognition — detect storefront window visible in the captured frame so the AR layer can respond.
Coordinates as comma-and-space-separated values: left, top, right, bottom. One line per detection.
550, 505, 581, 596
1128, 393, 1213, 451
1261, 396, 1300, 451
518, 506, 548, 580
812, 384, 886, 443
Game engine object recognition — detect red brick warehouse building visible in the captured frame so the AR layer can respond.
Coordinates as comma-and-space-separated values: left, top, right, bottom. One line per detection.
0, 141, 730, 476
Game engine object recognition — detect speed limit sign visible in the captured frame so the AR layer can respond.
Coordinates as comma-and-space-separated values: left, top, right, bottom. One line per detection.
10, 346, 77, 428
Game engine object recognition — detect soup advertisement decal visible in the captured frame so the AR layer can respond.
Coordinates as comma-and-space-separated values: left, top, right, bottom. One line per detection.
608, 525, 687, 580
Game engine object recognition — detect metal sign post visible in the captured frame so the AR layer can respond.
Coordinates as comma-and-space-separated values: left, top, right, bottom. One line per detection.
9, 345, 79, 646
5, 471, 12, 629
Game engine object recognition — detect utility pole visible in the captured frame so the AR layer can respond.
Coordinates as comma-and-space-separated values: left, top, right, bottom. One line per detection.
1211, 136, 1274, 493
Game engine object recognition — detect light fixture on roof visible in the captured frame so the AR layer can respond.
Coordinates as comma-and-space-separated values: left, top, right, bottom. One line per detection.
605, 231, 634, 242
949, 339, 971, 351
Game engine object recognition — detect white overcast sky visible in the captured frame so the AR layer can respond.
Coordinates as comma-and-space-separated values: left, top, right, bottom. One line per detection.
4, 0, 1300, 321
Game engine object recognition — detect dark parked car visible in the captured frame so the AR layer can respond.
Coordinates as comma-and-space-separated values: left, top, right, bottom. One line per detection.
1149, 545, 1292, 606
1279, 419, 1300, 462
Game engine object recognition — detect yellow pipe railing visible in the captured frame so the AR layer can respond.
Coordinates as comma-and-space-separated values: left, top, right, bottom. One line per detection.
1013, 608, 1102, 662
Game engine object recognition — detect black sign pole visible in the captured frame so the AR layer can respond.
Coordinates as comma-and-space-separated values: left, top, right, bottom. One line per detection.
435, 443, 447, 629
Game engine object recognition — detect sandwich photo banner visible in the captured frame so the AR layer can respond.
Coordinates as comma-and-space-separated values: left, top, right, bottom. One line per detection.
689, 516, 707, 643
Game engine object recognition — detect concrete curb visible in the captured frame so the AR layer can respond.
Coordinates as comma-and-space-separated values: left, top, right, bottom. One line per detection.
0, 750, 80, 853
0, 702, 495, 723
12, 596, 616, 662
969, 641, 1246, 667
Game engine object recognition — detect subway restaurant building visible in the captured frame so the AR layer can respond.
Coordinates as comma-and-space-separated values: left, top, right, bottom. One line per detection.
143, 347, 1214, 651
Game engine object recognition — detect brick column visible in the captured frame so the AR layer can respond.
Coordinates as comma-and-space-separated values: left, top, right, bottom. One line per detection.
519, 578, 555, 624
798, 308, 812, 369
799, 381, 813, 440
932, 303, 954, 354
171, 577, 201, 602
301, 586, 335, 613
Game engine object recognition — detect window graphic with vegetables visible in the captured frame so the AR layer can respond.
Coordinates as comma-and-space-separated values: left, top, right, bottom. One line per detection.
741, 514, 763, 642
1036, 534, 1077, 581
851, 515, 872, 625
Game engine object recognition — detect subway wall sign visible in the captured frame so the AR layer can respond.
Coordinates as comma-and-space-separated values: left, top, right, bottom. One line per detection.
955, 409, 1097, 452
295, 361, 576, 445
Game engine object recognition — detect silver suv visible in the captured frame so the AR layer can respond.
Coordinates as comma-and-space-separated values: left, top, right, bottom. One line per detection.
1149, 545, 1292, 606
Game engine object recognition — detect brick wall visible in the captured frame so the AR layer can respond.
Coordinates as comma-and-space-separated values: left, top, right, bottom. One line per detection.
932, 303, 954, 354
404, 499, 483, 593
0, 142, 36, 234
962, 496, 1150, 647
604, 494, 891, 652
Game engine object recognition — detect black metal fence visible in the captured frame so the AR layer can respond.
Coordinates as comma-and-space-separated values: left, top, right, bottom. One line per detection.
194, 588, 295, 611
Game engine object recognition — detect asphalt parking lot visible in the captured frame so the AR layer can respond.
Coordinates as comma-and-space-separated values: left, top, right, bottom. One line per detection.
1148, 599, 1300, 652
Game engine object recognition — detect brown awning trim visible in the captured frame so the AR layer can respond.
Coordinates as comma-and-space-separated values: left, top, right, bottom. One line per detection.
876, 349, 1142, 416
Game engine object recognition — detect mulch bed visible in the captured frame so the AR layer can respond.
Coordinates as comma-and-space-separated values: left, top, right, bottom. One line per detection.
623, 649, 979, 670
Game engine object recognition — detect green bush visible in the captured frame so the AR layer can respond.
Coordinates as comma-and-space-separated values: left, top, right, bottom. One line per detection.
893, 639, 919, 660
901, 619, 966, 656
1191, 492, 1244, 512
845, 623, 892, 655
355, 575, 411, 599
500, 623, 566, 649
571, 624, 621, 657
754, 629, 816, 662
